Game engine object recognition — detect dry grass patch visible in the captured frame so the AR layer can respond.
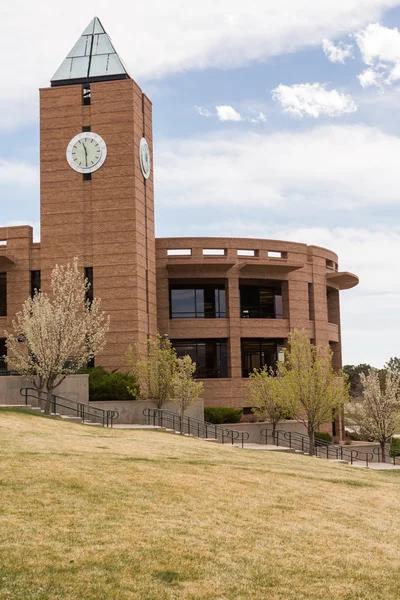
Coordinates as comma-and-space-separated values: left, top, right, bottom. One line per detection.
1, 409, 400, 600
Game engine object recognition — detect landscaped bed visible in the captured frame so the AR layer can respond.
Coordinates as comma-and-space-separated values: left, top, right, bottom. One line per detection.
0, 408, 399, 600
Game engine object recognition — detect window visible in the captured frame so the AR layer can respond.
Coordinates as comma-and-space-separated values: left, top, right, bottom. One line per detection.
327, 287, 339, 325
240, 285, 283, 319
167, 249, 191, 256
0, 273, 6, 317
241, 339, 284, 377
82, 125, 91, 132
308, 283, 314, 321
82, 85, 91, 105
203, 249, 226, 256
85, 267, 93, 305
172, 339, 228, 378
170, 285, 226, 319
237, 249, 256, 257
0, 338, 6, 371
83, 173, 92, 181
30, 270, 41, 298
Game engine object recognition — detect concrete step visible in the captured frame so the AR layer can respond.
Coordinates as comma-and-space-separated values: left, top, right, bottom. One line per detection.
0, 404, 32, 408
329, 459, 349, 464
83, 421, 102, 427
60, 415, 82, 422
203, 438, 219, 443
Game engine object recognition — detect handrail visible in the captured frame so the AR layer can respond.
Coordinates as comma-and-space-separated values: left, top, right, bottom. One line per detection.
261, 428, 376, 467
20, 387, 119, 428
143, 408, 250, 448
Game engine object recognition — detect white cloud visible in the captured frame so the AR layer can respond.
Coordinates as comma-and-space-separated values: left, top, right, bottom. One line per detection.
195, 106, 212, 117
358, 67, 385, 89
1, 0, 398, 129
355, 23, 400, 65
196, 105, 267, 124
322, 39, 353, 64
0, 160, 38, 187
272, 83, 358, 118
156, 124, 400, 210
355, 23, 400, 89
216, 105, 242, 122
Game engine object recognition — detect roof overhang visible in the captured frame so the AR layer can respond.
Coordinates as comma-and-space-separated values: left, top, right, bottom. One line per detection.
166, 260, 236, 275
0, 253, 16, 267
326, 271, 359, 290
238, 260, 304, 275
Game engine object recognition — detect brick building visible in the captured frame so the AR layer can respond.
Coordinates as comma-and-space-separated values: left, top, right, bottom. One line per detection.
0, 18, 358, 418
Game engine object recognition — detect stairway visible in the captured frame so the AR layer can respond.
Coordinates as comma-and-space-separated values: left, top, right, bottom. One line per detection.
18, 388, 119, 428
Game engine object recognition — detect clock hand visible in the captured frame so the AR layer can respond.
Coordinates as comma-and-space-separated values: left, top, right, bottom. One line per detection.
83, 143, 88, 167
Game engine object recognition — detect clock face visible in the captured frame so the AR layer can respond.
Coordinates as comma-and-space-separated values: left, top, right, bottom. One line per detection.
139, 137, 151, 179
66, 132, 107, 174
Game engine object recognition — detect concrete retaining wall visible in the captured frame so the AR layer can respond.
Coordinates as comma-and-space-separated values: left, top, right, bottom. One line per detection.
0, 375, 89, 406
88, 399, 204, 424
223, 421, 309, 444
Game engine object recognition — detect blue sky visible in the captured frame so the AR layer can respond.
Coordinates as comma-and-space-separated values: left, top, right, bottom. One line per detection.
2, 0, 400, 367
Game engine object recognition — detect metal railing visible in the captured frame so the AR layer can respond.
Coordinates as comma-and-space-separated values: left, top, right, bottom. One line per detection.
143, 408, 249, 448
20, 387, 119, 428
261, 428, 379, 467
241, 307, 283, 319
0, 359, 19, 376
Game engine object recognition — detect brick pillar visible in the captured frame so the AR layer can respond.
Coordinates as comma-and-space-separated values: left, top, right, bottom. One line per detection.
226, 266, 241, 380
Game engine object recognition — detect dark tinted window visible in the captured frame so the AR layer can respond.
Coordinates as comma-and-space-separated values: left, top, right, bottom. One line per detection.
172, 339, 228, 378
30, 270, 41, 298
0, 273, 6, 317
0, 338, 6, 370
85, 267, 93, 305
241, 339, 284, 377
170, 285, 226, 319
240, 285, 283, 319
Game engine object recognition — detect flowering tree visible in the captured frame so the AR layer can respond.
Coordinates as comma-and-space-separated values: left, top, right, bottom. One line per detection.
173, 354, 204, 433
5, 258, 110, 414
247, 367, 296, 433
346, 368, 400, 463
278, 329, 349, 455
126, 333, 177, 408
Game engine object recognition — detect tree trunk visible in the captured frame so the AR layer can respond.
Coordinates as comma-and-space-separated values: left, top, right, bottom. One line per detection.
180, 409, 184, 435
380, 440, 386, 463
308, 426, 315, 456
272, 422, 277, 445
44, 388, 53, 414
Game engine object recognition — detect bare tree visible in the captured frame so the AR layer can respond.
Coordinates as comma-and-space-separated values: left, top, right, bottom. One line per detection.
346, 368, 400, 462
6, 258, 109, 414
126, 333, 177, 408
173, 354, 204, 433
247, 367, 296, 433
279, 329, 349, 455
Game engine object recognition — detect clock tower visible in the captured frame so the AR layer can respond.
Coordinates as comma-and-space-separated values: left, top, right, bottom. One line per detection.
39, 17, 157, 369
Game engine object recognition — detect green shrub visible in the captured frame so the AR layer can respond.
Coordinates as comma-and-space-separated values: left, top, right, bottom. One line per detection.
204, 406, 243, 425
81, 367, 139, 401
390, 437, 400, 459
315, 432, 333, 444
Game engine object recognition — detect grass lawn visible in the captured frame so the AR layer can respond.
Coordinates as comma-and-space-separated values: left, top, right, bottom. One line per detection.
1, 409, 400, 600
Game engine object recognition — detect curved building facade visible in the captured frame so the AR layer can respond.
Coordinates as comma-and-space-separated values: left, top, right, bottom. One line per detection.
156, 237, 358, 410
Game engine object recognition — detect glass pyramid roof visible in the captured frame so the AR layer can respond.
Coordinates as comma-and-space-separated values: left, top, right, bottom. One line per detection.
51, 17, 131, 86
